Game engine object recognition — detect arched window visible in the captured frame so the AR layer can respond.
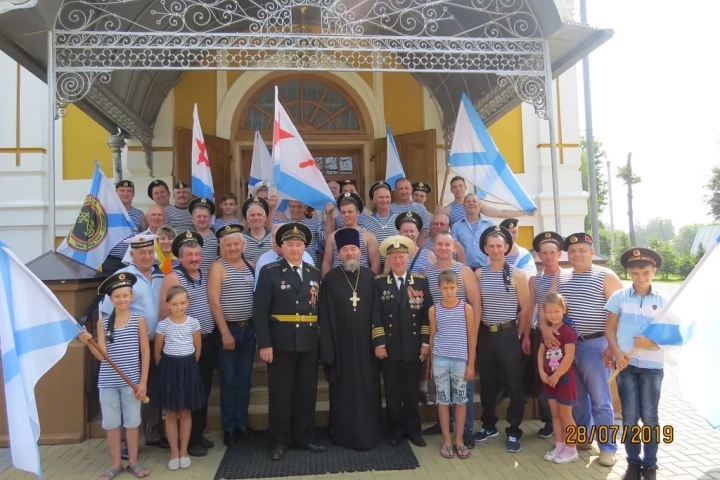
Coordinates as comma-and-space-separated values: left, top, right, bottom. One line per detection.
242, 78, 362, 132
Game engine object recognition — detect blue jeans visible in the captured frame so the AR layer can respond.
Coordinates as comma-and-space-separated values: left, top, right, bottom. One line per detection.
218, 324, 257, 431
448, 380, 474, 434
573, 337, 617, 453
432, 356, 468, 405
616, 365, 664, 468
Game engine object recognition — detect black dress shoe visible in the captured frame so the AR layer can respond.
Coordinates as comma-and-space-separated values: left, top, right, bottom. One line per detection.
295, 443, 326, 453
223, 430, 237, 447
188, 443, 208, 457
422, 422, 452, 435
146, 438, 170, 449
407, 435, 426, 447
389, 436, 401, 446
235, 426, 255, 442
270, 444, 287, 461
200, 436, 215, 449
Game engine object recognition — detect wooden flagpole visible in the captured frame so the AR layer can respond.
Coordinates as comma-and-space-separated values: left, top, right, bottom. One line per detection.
607, 347, 637, 383
86, 337, 150, 404
438, 164, 452, 207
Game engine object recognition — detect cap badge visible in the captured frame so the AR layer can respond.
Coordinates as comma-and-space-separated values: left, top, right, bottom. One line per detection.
494, 226, 500, 231
344, 192, 350, 198
253, 197, 259, 202
393, 240, 400, 248
225, 225, 232, 231
419, 182, 424, 187
200, 198, 207, 203
139, 237, 145, 242
292, 226, 299, 234
545, 232, 551, 238
633, 249, 641, 256
406, 212, 412, 218
153, 180, 159, 185
570, 236, 578, 243
585, 235, 592, 243
118, 274, 126, 280
508, 223, 515, 228
186, 231, 193, 238
178, 181, 185, 188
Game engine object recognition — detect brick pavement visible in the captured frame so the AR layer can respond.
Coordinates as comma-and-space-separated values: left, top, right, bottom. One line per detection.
0, 361, 718, 480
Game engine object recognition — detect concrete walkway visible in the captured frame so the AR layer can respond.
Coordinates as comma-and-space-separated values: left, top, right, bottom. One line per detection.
0, 361, 718, 480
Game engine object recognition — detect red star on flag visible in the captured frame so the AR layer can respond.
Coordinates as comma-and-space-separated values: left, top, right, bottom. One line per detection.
273, 117, 294, 147
195, 138, 209, 166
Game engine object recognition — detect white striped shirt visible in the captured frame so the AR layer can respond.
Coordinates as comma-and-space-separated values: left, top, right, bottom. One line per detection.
156, 316, 201, 356
557, 265, 608, 336
362, 214, 398, 263
433, 300, 468, 361
219, 258, 254, 323
174, 267, 215, 334
479, 264, 518, 325
200, 230, 218, 273
427, 262, 466, 304
165, 205, 194, 233
409, 247, 431, 275
390, 202, 430, 231
98, 314, 140, 388
534, 270, 559, 326
448, 202, 465, 226
243, 230, 272, 265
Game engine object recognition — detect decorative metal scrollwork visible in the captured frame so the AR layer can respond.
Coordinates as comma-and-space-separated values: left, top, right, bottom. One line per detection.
55, 71, 112, 116
497, 74, 547, 119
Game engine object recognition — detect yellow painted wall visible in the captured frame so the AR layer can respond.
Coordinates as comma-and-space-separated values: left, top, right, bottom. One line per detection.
358, 72, 373, 89
62, 105, 113, 180
383, 73, 424, 135
226, 70, 243, 89
174, 71, 218, 135
488, 105, 524, 174
517, 225, 534, 250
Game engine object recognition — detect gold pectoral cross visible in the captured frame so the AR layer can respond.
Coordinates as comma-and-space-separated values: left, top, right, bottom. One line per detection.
350, 291, 360, 311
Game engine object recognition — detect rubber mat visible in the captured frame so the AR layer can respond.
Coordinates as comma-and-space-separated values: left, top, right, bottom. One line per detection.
214, 428, 420, 479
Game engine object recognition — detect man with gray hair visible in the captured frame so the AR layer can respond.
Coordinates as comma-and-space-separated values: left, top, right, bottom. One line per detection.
319, 228, 380, 450
122, 204, 167, 265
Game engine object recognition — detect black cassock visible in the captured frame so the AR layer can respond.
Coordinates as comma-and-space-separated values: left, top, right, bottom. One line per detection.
319, 266, 381, 450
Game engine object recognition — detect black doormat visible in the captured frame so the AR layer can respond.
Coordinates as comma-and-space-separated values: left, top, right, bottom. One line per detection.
213, 429, 420, 479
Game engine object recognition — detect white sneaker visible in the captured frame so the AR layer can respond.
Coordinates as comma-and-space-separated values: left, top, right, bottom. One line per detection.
168, 458, 180, 471
179, 456, 192, 469
554, 450, 579, 464
544, 451, 559, 461
598, 451, 617, 467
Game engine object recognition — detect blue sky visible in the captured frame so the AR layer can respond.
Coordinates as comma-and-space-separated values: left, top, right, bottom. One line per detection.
578, 0, 720, 230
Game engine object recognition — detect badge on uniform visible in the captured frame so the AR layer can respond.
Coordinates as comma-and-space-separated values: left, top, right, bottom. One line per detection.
309, 281, 319, 307
407, 286, 424, 309
281, 280, 287, 290
244, 274, 254, 285
382, 290, 393, 301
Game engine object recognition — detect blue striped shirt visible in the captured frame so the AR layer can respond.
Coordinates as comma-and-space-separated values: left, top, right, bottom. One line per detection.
448, 202, 465, 226
433, 300, 468, 361
451, 216, 494, 268
605, 286, 667, 369
390, 202, 430, 231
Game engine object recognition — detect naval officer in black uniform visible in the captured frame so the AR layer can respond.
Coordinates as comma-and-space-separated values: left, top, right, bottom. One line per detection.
253, 222, 325, 461
372, 235, 433, 447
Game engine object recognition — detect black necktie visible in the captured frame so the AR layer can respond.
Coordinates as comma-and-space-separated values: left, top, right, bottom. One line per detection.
292, 265, 302, 281
397, 276, 404, 288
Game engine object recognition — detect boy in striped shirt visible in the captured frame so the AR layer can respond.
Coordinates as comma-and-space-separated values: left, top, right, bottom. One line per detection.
604, 247, 666, 480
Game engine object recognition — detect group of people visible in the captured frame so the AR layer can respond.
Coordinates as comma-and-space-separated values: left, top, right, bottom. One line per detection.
80, 175, 667, 480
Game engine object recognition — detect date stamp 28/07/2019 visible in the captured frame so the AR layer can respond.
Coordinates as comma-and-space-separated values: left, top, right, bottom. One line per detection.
565, 425, 674, 445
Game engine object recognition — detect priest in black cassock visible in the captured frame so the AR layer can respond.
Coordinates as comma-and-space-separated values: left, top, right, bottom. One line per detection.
319, 228, 381, 450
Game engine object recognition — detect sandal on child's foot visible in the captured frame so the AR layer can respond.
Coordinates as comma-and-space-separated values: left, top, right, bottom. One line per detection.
99, 466, 124, 480
126, 464, 150, 478
179, 456, 192, 469
455, 445, 470, 459
168, 458, 180, 471
440, 445, 454, 459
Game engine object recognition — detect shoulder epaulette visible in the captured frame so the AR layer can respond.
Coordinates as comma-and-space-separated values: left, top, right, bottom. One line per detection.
305, 263, 319, 271
265, 261, 281, 269
410, 273, 426, 279
375, 273, 388, 279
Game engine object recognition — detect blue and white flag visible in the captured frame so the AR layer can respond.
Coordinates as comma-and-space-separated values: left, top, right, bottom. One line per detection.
249, 130, 272, 188
272, 87, 334, 210
643, 235, 720, 427
385, 126, 405, 188
191, 103, 214, 200
57, 161, 136, 269
448, 93, 536, 214
0, 240, 80, 477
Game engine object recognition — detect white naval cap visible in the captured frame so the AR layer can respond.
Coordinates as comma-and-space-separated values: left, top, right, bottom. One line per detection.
123, 233, 159, 249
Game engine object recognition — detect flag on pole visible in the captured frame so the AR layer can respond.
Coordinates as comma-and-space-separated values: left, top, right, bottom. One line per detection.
385, 126, 405, 188
448, 93, 536, 214
0, 240, 80, 477
272, 87, 334, 210
249, 130, 272, 188
191, 104, 214, 200
57, 161, 136, 269
640, 235, 720, 427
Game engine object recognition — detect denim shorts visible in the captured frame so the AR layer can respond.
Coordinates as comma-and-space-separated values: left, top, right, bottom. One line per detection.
99, 386, 142, 430
433, 355, 468, 405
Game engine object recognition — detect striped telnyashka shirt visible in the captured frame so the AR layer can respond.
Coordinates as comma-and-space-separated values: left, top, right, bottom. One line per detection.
426, 262, 466, 304
199, 231, 218, 273
479, 264, 518, 325
557, 265, 608, 336
98, 314, 140, 388
165, 205, 194, 234
433, 300, 469, 361
156, 316, 201, 356
534, 271, 558, 327
409, 247, 431, 275
448, 202, 465, 227
243, 231, 272, 265
109, 207, 145, 258
362, 214, 398, 264
174, 267, 215, 334
219, 258, 255, 323
390, 202, 430, 231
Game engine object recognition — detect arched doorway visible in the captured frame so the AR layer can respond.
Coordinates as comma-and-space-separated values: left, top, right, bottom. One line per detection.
235, 74, 372, 198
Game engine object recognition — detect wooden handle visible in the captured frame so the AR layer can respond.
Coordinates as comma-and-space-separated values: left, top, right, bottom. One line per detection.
607, 347, 637, 384
87, 337, 150, 404
438, 164, 451, 207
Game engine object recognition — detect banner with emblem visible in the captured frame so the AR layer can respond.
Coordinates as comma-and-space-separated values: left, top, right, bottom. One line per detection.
56, 161, 136, 269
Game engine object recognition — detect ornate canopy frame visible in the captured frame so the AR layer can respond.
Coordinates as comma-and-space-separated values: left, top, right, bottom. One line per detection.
45, 0, 571, 242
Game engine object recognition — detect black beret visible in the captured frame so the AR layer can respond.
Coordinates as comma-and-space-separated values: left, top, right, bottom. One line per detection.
115, 180, 134, 189
411, 181, 432, 194
276, 222, 312, 247
147, 179, 169, 199
395, 210, 423, 231
215, 223, 244, 239
620, 247, 663, 269
188, 197, 216, 216
242, 196, 270, 219
98, 272, 137, 296
479, 225, 513, 255
369, 181, 392, 199
172, 230, 204, 257
500, 218, 519, 229
336, 191, 364, 212
174, 180, 190, 190
563, 232, 594, 251
532, 231, 564, 252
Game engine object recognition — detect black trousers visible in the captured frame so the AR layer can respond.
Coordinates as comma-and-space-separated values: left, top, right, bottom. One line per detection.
142, 340, 164, 443
190, 332, 216, 446
477, 326, 525, 438
266, 347, 319, 447
529, 328, 551, 424
381, 359, 421, 438
101, 255, 125, 274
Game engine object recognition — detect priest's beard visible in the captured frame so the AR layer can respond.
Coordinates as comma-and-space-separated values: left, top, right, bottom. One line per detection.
341, 259, 359, 273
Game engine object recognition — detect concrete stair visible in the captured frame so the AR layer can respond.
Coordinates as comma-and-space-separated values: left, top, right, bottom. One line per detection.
88, 350, 537, 438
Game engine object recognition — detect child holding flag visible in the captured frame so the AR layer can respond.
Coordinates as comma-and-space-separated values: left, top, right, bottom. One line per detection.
605, 247, 666, 480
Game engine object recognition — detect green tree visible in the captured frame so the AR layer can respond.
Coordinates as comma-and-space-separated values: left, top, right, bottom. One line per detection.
617, 156, 642, 244
695, 243, 706, 262
579, 137, 609, 232
643, 218, 675, 243
647, 239, 677, 280
704, 165, 720, 221
674, 224, 703, 253
676, 252, 697, 278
